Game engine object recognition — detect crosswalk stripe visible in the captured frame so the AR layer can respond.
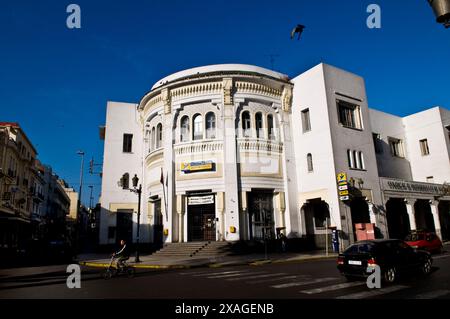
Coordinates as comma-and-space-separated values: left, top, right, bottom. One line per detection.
188, 270, 244, 277
247, 275, 306, 284
336, 285, 408, 299
300, 281, 366, 295
271, 277, 338, 289
206, 271, 265, 279
414, 290, 450, 299
226, 273, 287, 282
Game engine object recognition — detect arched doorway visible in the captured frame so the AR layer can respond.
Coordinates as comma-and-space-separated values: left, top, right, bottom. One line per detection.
438, 201, 450, 241
385, 198, 410, 240
414, 200, 435, 232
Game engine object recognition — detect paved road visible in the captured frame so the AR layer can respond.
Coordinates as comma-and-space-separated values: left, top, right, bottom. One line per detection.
1, 252, 450, 299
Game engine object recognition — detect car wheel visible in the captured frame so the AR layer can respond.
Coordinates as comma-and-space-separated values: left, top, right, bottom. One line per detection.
421, 257, 432, 275
383, 267, 396, 283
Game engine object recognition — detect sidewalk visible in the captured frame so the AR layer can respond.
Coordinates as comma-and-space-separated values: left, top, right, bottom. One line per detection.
77, 251, 339, 270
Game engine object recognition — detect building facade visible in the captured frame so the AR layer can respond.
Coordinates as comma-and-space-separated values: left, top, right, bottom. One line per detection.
0, 122, 41, 254
99, 63, 450, 250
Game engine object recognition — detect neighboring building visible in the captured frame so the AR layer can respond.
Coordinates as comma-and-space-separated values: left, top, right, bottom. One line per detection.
40, 165, 71, 241
0, 122, 40, 254
61, 184, 79, 221
98, 63, 450, 250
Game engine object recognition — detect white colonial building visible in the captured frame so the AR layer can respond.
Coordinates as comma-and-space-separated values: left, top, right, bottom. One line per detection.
98, 63, 450, 251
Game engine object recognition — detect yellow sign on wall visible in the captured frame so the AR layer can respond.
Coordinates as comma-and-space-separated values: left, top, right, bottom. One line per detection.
337, 172, 347, 183
181, 161, 213, 173
339, 190, 349, 196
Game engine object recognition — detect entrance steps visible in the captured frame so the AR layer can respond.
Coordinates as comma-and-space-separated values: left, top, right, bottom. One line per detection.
151, 241, 234, 258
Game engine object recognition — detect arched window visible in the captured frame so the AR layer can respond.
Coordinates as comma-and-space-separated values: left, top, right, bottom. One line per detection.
255, 112, 263, 138
205, 112, 216, 139
180, 116, 190, 142
242, 111, 251, 137
151, 127, 156, 151
193, 114, 203, 140
307, 153, 313, 172
156, 123, 163, 149
267, 114, 274, 140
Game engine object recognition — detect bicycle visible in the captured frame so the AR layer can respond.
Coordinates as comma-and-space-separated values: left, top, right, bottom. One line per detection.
102, 255, 135, 279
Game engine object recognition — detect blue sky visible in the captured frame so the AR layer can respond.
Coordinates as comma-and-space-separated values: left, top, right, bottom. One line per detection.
0, 0, 449, 205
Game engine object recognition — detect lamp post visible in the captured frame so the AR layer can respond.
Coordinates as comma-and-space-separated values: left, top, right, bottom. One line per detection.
131, 174, 142, 263
119, 173, 142, 263
88, 185, 94, 210
77, 151, 85, 212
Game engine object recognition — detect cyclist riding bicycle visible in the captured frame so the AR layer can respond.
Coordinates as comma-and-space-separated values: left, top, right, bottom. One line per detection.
112, 239, 129, 270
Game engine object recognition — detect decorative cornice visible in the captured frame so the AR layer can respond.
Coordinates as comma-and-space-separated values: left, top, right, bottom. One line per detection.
235, 81, 282, 98
171, 82, 222, 100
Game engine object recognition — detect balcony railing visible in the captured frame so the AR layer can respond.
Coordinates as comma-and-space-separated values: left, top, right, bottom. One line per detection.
174, 139, 224, 155
237, 138, 283, 153
145, 147, 164, 164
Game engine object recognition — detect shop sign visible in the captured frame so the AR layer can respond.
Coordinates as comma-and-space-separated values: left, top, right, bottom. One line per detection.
181, 161, 214, 173
188, 195, 214, 205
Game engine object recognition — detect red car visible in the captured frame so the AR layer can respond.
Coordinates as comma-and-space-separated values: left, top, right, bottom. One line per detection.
405, 231, 443, 254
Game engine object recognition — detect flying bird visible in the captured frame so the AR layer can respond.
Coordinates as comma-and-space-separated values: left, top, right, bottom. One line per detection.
290, 24, 305, 40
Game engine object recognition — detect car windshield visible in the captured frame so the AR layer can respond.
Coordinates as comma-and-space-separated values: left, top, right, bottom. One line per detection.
405, 233, 425, 241
344, 243, 375, 254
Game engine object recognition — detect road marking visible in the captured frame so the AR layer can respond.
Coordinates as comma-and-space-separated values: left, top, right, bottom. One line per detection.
336, 285, 408, 299
247, 275, 306, 284
206, 271, 265, 279
300, 281, 366, 295
414, 289, 450, 299
226, 273, 287, 281
187, 270, 244, 277
433, 254, 450, 260
271, 277, 338, 289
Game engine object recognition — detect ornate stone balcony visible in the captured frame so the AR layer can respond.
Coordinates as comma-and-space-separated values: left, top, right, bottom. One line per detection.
237, 138, 283, 153
146, 147, 164, 164
174, 139, 224, 155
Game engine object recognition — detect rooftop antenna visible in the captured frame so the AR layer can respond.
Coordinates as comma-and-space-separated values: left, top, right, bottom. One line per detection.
266, 54, 280, 70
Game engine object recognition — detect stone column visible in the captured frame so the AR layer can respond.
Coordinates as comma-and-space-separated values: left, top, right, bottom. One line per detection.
278, 192, 286, 233
162, 90, 174, 242
240, 191, 248, 240
176, 195, 185, 243
217, 192, 225, 241
405, 199, 417, 231
430, 200, 442, 240
222, 78, 240, 241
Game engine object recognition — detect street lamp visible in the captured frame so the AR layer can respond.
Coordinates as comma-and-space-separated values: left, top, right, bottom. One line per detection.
77, 151, 85, 209
428, 0, 450, 28
88, 185, 94, 210
120, 173, 142, 263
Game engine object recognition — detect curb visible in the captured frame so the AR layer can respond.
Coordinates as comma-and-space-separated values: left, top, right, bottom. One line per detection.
79, 255, 337, 270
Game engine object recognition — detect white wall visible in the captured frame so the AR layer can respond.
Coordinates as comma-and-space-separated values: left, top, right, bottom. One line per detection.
403, 107, 450, 184
369, 108, 413, 180
99, 101, 145, 245
291, 64, 341, 232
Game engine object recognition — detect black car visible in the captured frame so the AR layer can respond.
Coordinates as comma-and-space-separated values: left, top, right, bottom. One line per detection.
337, 239, 432, 283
